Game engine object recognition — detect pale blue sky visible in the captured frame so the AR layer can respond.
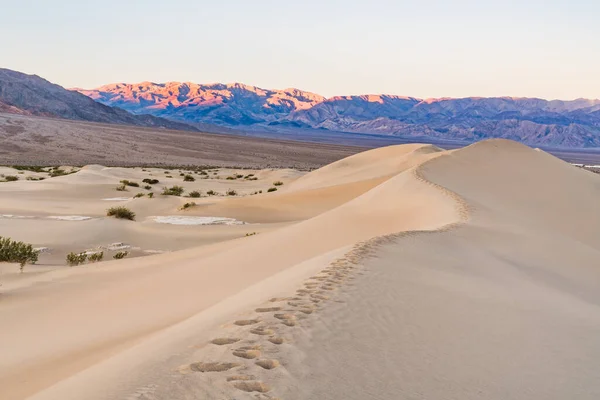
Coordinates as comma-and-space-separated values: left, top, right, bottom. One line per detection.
1, 0, 598, 99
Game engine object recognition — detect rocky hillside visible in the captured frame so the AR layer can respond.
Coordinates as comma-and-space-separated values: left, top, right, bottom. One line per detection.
79, 82, 600, 148
0, 69, 195, 131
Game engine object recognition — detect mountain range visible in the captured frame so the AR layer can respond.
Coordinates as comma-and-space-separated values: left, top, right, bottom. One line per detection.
78, 82, 600, 147
1, 68, 600, 148
0, 69, 195, 131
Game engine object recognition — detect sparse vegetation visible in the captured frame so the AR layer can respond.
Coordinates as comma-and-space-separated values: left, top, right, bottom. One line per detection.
226, 189, 238, 196
66, 252, 87, 266
142, 178, 159, 185
226, 176, 236, 180
267, 187, 278, 192
206, 190, 217, 196
188, 190, 201, 198
12, 165, 46, 173
143, 185, 152, 190
116, 184, 127, 191
113, 251, 128, 260
120, 180, 139, 187
181, 202, 196, 210
26, 176, 45, 181
183, 174, 195, 182
245, 232, 257, 237
162, 185, 185, 196
273, 181, 283, 186
134, 193, 145, 198
0, 236, 39, 271
88, 252, 104, 262
5, 175, 18, 182
147, 192, 154, 198
106, 206, 136, 220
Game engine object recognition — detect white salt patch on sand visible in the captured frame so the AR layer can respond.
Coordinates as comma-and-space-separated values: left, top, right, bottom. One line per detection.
106, 243, 131, 251
102, 197, 131, 201
151, 216, 246, 226
0, 214, 35, 219
48, 216, 92, 221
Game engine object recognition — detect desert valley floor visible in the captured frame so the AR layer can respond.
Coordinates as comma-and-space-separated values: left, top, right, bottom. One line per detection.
1, 139, 600, 399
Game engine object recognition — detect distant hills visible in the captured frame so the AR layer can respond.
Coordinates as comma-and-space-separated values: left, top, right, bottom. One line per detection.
0, 69, 195, 131
78, 81, 600, 147
1, 68, 600, 148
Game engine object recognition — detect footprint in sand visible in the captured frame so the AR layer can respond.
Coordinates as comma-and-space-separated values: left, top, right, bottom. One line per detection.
234, 318, 260, 326
268, 337, 284, 345
233, 348, 261, 359
250, 327, 275, 336
255, 307, 282, 313
255, 359, 280, 370
189, 362, 241, 372
211, 337, 241, 345
232, 381, 271, 393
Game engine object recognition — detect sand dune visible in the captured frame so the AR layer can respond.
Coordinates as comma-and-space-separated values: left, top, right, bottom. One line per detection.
1, 139, 599, 399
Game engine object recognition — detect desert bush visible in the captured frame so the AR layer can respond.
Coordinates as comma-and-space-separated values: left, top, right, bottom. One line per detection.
273, 181, 283, 186
206, 190, 217, 196
226, 176, 235, 180
188, 190, 201, 198
66, 252, 87, 266
143, 185, 152, 190
88, 252, 104, 262
166, 175, 173, 178
113, 251, 128, 260
245, 232, 257, 237
200, 170, 208, 176
147, 192, 154, 198
226, 189, 237, 196
162, 185, 185, 196
142, 178, 159, 184
267, 187, 277, 192
134, 193, 145, 198
0, 236, 39, 271
49, 169, 67, 177
116, 184, 127, 191
106, 206, 136, 220
26, 176, 44, 181
180, 173, 185, 176
120, 180, 139, 187
12, 165, 45, 172
181, 202, 196, 210
236, 174, 244, 179
5, 175, 18, 181
183, 174, 195, 182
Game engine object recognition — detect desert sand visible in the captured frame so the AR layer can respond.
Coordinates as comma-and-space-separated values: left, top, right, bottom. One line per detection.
1, 139, 599, 399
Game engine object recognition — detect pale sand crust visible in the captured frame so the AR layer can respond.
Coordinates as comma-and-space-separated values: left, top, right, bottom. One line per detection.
5, 139, 598, 399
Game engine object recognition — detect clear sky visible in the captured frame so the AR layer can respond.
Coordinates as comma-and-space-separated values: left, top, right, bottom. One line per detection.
1, 0, 598, 99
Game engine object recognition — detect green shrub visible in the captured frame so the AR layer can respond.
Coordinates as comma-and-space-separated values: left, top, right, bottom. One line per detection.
166, 175, 173, 178
113, 251, 128, 260
147, 192, 154, 198
181, 202, 196, 210
236, 174, 244, 179
188, 190, 201, 198
88, 252, 104, 262
49, 169, 67, 177
143, 185, 152, 190
245, 232, 257, 237
116, 184, 127, 191
183, 174, 195, 182
5, 175, 18, 181
200, 170, 208, 176
226, 176, 236, 180
162, 186, 185, 196
273, 181, 283, 186
206, 190, 217, 196
142, 178, 159, 184
267, 187, 277, 192
66, 252, 87, 266
26, 176, 44, 181
106, 206, 136, 220
0, 236, 39, 271
226, 189, 237, 196
134, 193, 145, 198
120, 180, 139, 187
12, 165, 45, 173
